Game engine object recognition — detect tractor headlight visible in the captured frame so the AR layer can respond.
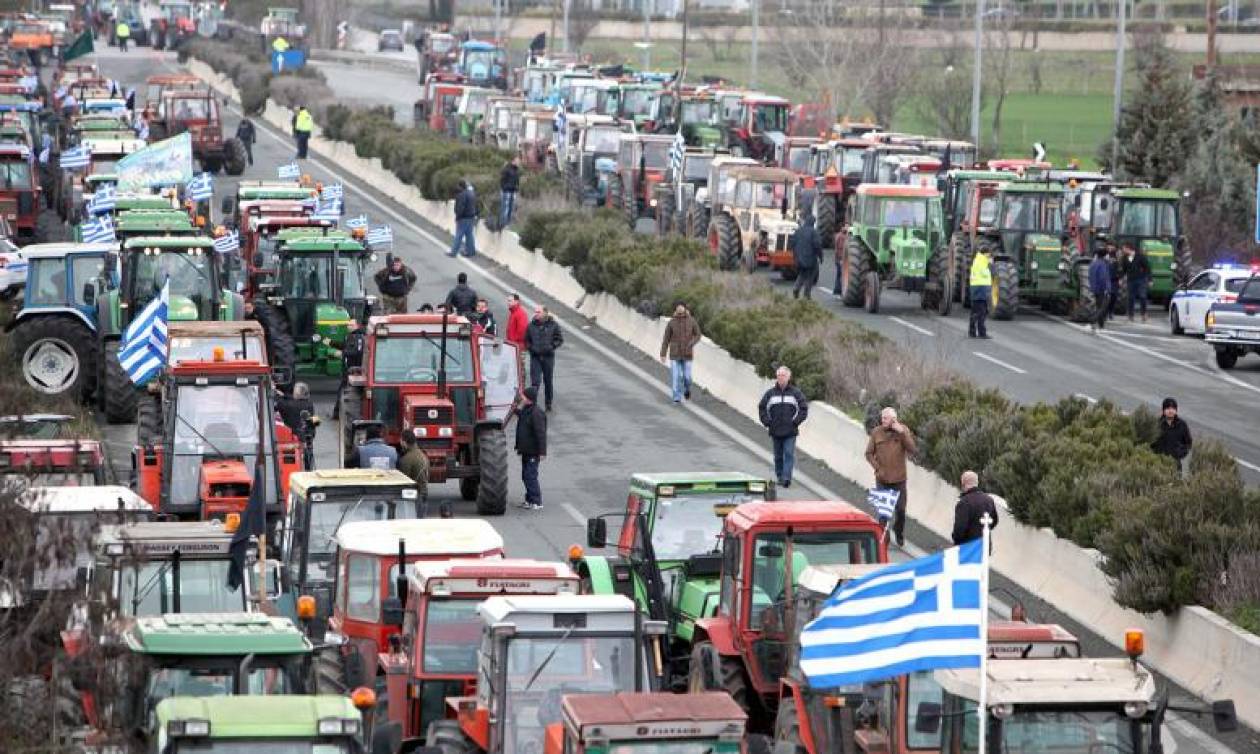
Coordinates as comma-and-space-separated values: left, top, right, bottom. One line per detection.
318, 717, 360, 736
168, 719, 211, 737
1057, 261, 1068, 271
400, 489, 418, 499
438, 427, 453, 437
990, 704, 1014, 720
414, 427, 428, 437
312, 334, 322, 343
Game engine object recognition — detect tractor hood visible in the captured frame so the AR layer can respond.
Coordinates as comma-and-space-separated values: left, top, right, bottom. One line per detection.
314, 302, 351, 344
168, 295, 199, 321
199, 458, 252, 519
891, 230, 930, 278
673, 571, 721, 643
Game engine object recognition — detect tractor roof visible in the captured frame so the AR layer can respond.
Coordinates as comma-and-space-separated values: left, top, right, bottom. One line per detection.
936, 658, 1157, 706
282, 237, 367, 253
19, 241, 116, 259
0, 143, 30, 158
725, 501, 878, 531
630, 471, 770, 490
289, 468, 415, 495
116, 213, 197, 233
272, 226, 342, 241
334, 518, 504, 557
1001, 181, 1065, 194
98, 520, 234, 558
562, 693, 746, 738
478, 594, 638, 628
81, 136, 147, 154
121, 236, 215, 250
124, 613, 311, 655
154, 695, 361, 737
168, 321, 264, 340
797, 563, 885, 597
86, 173, 119, 183
857, 184, 938, 199
368, 313, 474, 333
948, 169, 1015, 181
728, 165, 797, 183
987, 620, 1080, 657
114, 195, 177, 211
251, 216, 331, 232
1116, 187, 1178, 200
409, 558, 578, 596
238, 185, 315, 201
18, 485, 150, 514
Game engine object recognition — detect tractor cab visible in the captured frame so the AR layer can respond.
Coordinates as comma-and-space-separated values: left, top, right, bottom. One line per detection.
143, 74, 203, 122
1103, 186, 1187, 302
782, 137, 819, 176
484, 96, 525, 149
922, 139, 977, 170
454, 86, 496, 141
875, 154, 943, 189
976, 182, 1069, 317
941, 169, 1014, 239
564, 77, 620, 116
0, 142, 40, 242
806, 138, 870, 242
382, 559, 580, 744
661, 148, 716, 239
154, 88, 246, 175
457, 40, 507, 90
731, 94, 790, 163
617, 82, 661, 126
610, 133, 673, 225
235, 216, 334, 293
424, 78, 466, 134
517, 109, 555, 169
838, 184, 949, 315
544, 692, 746, 754
708, 165, 800, 276
859, 143, 922, 186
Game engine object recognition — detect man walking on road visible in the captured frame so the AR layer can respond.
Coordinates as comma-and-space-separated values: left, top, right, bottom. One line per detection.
1151, 397, 1192, 477
968, 244, 992, 339
499, 156, 520, 229
398, 433, 437, 516
449, 180, 479, 257
758, 366, 809, 488
115, 19, 130, 51
525, 305, 563, 411
865, 407, 917, 547
292, 105, 314, 159
505, 293, 528, 347
514, 386, 547, 510
1088, 248, 1112, 334
444, 272, 478, 316
374, 257, 416, 314
952, 471, 999, 548
790, 213, 823, 300
1121, 244, 1152, 323
236, 118, 257, 166
659, 302, 701, 403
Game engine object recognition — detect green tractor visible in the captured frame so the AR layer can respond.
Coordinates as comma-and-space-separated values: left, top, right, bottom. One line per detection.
95, 236, 244, 423
972, 181, 1069, 320
838, 184, 952, 315
153, 694, 387, 754
1078, 186, 1190, 306
254, 232, 375, 378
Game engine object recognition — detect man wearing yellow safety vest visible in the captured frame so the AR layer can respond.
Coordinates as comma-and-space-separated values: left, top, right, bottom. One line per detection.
968, 246, 992, 339
272, 36, 291, 53
292, 105, 314, 159
116, 19, 131, 52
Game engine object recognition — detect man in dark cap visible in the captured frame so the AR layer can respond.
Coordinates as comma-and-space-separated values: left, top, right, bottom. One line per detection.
514, 385, 547, 510
1151, 397, 1192, 477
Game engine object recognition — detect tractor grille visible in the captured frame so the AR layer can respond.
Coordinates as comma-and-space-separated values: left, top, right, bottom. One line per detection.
412, 405, 454, 425
0, 197, 16, 221
415, 438, 452, 451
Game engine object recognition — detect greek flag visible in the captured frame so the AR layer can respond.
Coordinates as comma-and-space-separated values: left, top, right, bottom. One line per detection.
81, 215, 116, 244
312, 198, 342, 222
278, 162, 301, 180
800, 539, 985, 687
669, 130, 685, 177
188, 172, 214, 201
321, 183, 344, 201
38, 144, 49, 164
213, 230, 240, 254
87, 183, 117, 215
366, 225, 393, 248
60, 145, 91, 170
345, 214, 368, 230
553, 104, 566, 135
118, 281, 169, 386
867, 486, 900, 523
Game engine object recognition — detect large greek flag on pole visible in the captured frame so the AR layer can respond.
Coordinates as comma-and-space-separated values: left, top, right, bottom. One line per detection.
669, 130, 685, 176
800, 539, 985, 687
119, 281, 169, 386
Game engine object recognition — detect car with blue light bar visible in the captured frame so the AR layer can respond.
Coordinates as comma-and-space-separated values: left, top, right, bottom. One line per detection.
1170, 263, 1259, 336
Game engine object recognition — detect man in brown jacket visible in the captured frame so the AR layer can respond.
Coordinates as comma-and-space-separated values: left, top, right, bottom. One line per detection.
659, 303, 701, 403
865, 406, 917, 546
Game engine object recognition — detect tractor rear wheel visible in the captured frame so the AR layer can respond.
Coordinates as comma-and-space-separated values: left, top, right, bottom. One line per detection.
338, 386, 364, 467
686, 641, 749, 712
709, 214, 741, 271
101, 340, 139, 424
314, 646, 349, 695
992, 258, 1019, 320
1174, 239, 1193, 287
460, 476, 479, 501
224, 138, 248, 175
606, 174, 624, 211
687, 204, 709, 240
137, 392, 163, 446
950, 232, 972, 303
1070, 263, 1097, 323
252, 302, 296, 389
840, 236, 870, 308
427, 719, 478, 754
474, 427, 508, 515
623, 184, 637, 229
814, 194, 837, 248
13, 316, 96, 400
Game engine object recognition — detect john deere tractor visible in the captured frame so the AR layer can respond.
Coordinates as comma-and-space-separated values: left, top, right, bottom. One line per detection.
838, 184, 951, 315
1084, 186, 1190, 306
971, 181, 1068, 320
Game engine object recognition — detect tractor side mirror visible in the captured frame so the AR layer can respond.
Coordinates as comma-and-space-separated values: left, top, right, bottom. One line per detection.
586, 517, 607, 548
81, 281, 96, 306
914, 701, 942, 734
381, 596, 404, 626
1213, 700, 1238, 732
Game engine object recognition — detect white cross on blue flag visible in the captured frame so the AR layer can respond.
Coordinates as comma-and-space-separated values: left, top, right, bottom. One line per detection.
81, 215, 116, 244
345, 214, 368, 230
800, 539, 986, 687
866, 486, 901, 523
321, 183, 344, 201
119, 280, 169, 386
60, 145, 91, 170
312, 197, 342, 222
278, 162, 301, 180
366, 225, 393, 248
88, 183, 117, 215
213, 230, 240, 254
188, 172, 214, 201
669, 130, 686, 177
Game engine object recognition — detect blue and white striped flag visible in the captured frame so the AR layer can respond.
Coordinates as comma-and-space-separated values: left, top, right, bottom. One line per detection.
87, 183, 117, 215
866, 486, 900, 523
60, 146, 91, 170
345, 214, 368, 230
669, 130, 685, 177
312, 198, 342, 222
366, 225, 393, 248
188, 172, 214, 201
278, 162, 301, 180
213, 230, 240, 254
800, 539, 985, 687
119, 280, 169, 386
81, 215, 116, 244
553, 104, 566, 135
321, 183, 344, 201
38, 144, 49, 164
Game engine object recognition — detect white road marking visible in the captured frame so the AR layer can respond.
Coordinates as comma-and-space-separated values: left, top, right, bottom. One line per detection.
890, 317, 936, 337
1073, 393, 1098, 404
1235, 458, 1260, 474
972, 352, 1027, 375
561, 502, 587, 527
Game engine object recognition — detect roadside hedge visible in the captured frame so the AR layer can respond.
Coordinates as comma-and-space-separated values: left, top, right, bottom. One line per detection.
182, 38, 334, 118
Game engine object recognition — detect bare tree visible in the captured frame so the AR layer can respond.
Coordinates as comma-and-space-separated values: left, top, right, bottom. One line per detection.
985, 10, 1018, 155
915, 28, 980, 140
566, 0, 600, 53
695, 25, 730, 63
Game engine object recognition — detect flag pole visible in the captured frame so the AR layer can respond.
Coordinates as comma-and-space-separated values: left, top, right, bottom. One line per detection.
977, 513, 993, 754
256, 367, 269, 611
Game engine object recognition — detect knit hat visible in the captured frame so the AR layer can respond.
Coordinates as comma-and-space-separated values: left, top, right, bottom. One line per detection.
1162, 397, 1178, 410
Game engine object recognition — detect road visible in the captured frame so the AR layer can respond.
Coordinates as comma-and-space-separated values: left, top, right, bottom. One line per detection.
84, 46, 1255, 753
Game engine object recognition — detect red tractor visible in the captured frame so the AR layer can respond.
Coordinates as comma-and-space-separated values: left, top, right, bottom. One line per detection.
0, 437, 107, 486
235, 214, 335, 297
606, 133, 674, 229
338, 313, 521, 515
416, 74, 465, 134
805, 138, 870, 246
0, 143, 43, 243
727, 94, 790, 164
150, 88, 248, 175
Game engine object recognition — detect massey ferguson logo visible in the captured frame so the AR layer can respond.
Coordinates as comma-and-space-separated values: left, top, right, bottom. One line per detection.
475, 578, 536, 589
636, 726, 702, 737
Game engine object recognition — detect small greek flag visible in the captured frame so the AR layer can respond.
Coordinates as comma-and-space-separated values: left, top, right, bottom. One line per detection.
554, 104, 566, 135
213, 230, 240, 254
321, 183, 344, 201
366, 225, 393, 248
278, 162, 301, 180
87, 183, 117, 215
345, 214, 368, 230
38, 144, 49, 164
81, 215, 116, 244
60, 145, 91, 170
867, 486, 900, 523
119, 280, 169, 386
188, 172, 214, 201
800, 539, 985, 687
312, 198, 342, 222
669, 130, 685, 176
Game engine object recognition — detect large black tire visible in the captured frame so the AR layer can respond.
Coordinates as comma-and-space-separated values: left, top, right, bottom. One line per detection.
1169, 305, 1184, 335
13, 316, 96, 400
623, 183, 637, 229
314, 646, 348, 695
992, 258, 1019, 320
709, 214, 741, 271
1216, 349, 1239, 369
657, 187, 676, 237
1070, 263, 1097, 323
338, 386, 364, 467
427, 719, 478, 754
474, 428, 508, 515
252, 302, 296, 388
925, 245, 954, 316
687, 203, 710, 241
814, 193, 838, 249
606, 174, 624, 211
1174, 238, 1193, 287
840, 236, 870, 308
101, 340, 139, 424
224, 138, 248, 175
459, 477, 479, 501
951, 232, 973, 304
864, 270, 881, 314
137, 392, 163, 446
686, 641, 749, 711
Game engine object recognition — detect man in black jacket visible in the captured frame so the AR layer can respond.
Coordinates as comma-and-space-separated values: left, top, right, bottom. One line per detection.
524, 305, 563, 411
1151, 397, 1192, 476
448, 180, 479, 258
235, 118, 256, 166
374, 257, 417, 314
276, 382, 318, 471
514, 386, 548, 510
1121, 244, 1152, 323
791, 213, 823, 300
444, 272, 479, 316
757, 366, 809, 487
952, 470, 999, 548
499, 157, 520, 229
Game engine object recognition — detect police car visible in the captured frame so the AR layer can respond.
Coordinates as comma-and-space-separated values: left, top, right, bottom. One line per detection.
1170, 264, 1258, 336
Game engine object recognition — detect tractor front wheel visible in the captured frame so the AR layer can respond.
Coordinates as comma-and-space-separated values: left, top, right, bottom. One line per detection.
607, 174, 624, 211
252, 302, 296, 388
137, 392, 163, 446
101, 340, 139, 424
687, 641, 749, 712
864, 270, 881, 313
474, 427, 508, 515
314, 645, 349, 695
224, 138, 248, 175
814, 193, 837, 248
840, 236, 870, 308
710, 214, 742, 271
687, 204, 709, 240
992, 258, 1019, 320
1070, 263, 1097, 323
926, 245, 954, 317
13, 316, 96, 400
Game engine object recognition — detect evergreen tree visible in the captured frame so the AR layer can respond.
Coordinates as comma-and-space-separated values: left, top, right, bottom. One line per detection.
1178, 74, 1254, 260
1106, 34, 1196, 186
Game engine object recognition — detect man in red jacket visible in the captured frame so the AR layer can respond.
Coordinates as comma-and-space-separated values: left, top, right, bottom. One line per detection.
506, 293, 529, 346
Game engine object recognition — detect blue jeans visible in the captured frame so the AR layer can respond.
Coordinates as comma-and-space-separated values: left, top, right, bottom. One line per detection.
670, 359, 692, 402
499, 191, 516, 228
450, 217, 477, 257
772, 435, 797, 484
1128, 278, 1149, 317
521, 455, 542, 506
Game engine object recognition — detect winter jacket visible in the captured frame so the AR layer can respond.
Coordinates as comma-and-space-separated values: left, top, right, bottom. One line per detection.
952, 487, 999, 546
1087, 257, 1111, 296
355, 438, 398, 470
525, 317, 564, 356
342, 330, 365, 369
1122, 251, 1151, 284
454, 187, 478, 220
865, 425, 917, 485
235, 119, 256, 145
758, 383, 809, 439
514, 403, 548, 456
660, 311, 701, 361
445, 282, 479, 316
790, 218, 823, 270
470, 309, 497, 335
375, 265, 416, 297
1151, 416, 1193, 460
506, 303, 529, 346
275, 395, 315, 437
397, 447, 429, 500
500, 163, 520, 193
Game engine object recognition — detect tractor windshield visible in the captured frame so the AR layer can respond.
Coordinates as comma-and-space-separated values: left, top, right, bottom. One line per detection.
146, 659, 299, 706
621, 88, 655, 119
504, 634, 638, 754
786, 147, 811, 174
372, 336, 476, 383
584, 128, 621, 155
279, 253, 367, 301
683, 156, 712, 182
0, 159, 32, 188
643, 142, 670, 170
169, 384, 276, 509
308, 496, 416, 561
90, 157, 120, 175
168, 335, 265, 363
751, 103, 788, 133
681, 100, 714, 125
120, 558, 246, 616
753, 182, 789, 209
131, 250, 217, 320
1117, 200, 1177, 237
749, 530, 879, 629
966, 708, 1140, 753
1000, 194, 1063, 233
651, 492, 760, 560
879, 198, 928, 228
167, 97, 215, 122
421, 597, 482, 673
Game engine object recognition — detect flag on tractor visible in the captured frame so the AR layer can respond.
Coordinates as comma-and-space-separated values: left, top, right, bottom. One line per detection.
118, 280, 169, 386
63, 31, 95, 62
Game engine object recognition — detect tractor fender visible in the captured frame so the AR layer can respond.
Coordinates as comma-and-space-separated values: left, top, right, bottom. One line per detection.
692, 615, 739, 657
575, 555, 625, 597
6, 306, 96, 334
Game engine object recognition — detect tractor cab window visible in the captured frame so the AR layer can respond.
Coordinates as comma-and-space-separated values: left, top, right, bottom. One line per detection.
167, 97, 213, 122
464, 93, 489, 117
371, 336, 476, 384
308, 497, 411, 564
279, 253, 365, 301
978, 196, 998, 226
681, 99, 714, 125
120, 558, 245, 616
1117, 200, 1177, 237
787, 147, 810, 174
28, 258, 69, 305
131, 250, 215, 320
621, 88, 654, 119
1001, 194, 1061, 232
643, 142, 670, 169
961, 708, 1139, 754
343, 553, 380, 622
0, 159, 32, 188
751, 104, 788, 133
169, 383, 275, 508
168, 335, 263, 362
734, 180, 753, 209
749, 531, 878, 629
650, 491, 759, 561
584, 127, 620, 155
754, 182, 787, 210
523, 71, 547, 101
90, 157, 120, 175
881, 199, 927, 228
523, 119, 539, 141
905, 671, 947, 749
421, 598, 482, 673
683, 156, 712, 182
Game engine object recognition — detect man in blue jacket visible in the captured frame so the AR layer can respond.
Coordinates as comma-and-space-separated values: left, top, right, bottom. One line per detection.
1088, 248, 1112, 334
757, 366, 809, 488
449, 180, 479, 258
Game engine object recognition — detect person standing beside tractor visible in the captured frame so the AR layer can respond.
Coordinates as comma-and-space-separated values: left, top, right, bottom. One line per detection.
514, 386, 548, 511
353, 423, 398, 470
505, 293, 528, 347
235, 118, 257, 166
1087, 248, 1112, 334
968, 243, 992, 339
790, 213, 823, 300
865, 407, 916, 547
398, 433, 436, 516
374, 257, 417, 314
115, 19, 130, 51
659, 302, 701, 404
758, 366, 809, 488
292, 105, 314, 160
470, 299, 497, 335
444, 272, 478, 316
1121, 243, 1152, 324
525, 306, 563, 412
